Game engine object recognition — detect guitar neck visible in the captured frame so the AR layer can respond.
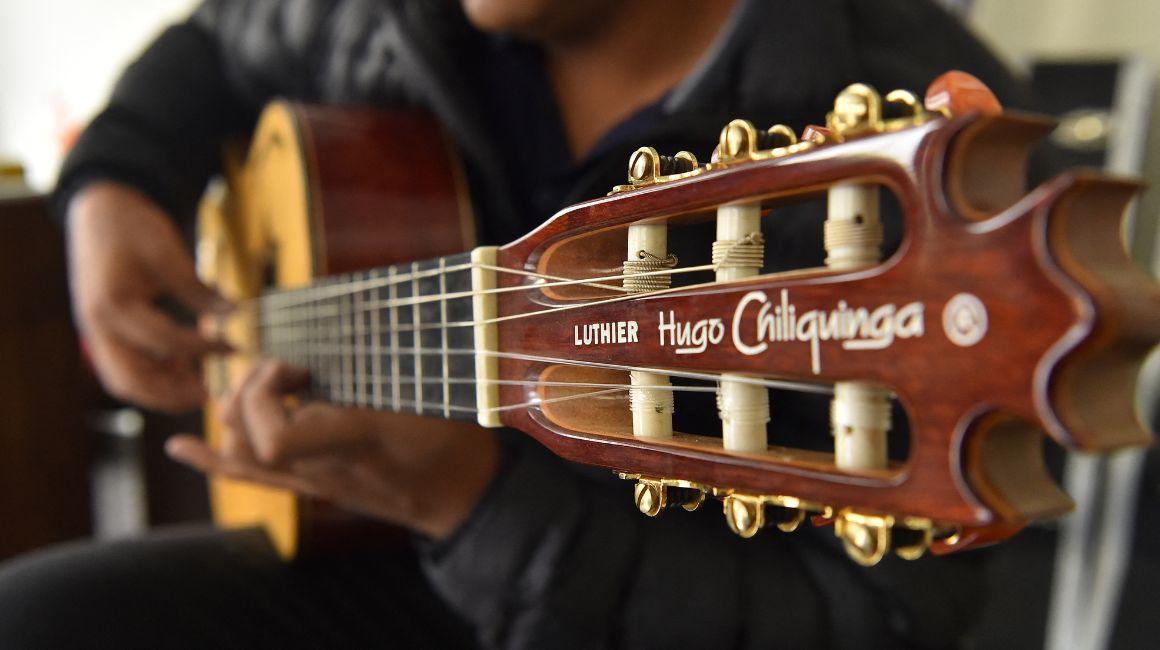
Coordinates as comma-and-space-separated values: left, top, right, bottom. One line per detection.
257, 249, 494, 423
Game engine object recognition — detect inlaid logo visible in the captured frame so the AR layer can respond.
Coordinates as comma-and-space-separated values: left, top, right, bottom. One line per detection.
941, 293, 988, 347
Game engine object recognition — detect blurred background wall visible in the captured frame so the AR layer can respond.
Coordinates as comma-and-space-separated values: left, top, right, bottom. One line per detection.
972, 0, 1160, 274
2, 0, 1158, 267
0, 0, 197, 189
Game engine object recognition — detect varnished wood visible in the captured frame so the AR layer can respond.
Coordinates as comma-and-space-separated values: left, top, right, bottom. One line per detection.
199, 102, 471, 557
491, 110, 1157, 551
199, 79, 1157, 558
925, 70, 1003, 118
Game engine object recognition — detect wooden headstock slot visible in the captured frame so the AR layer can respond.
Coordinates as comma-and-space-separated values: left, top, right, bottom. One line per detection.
490, 76, 1158, 563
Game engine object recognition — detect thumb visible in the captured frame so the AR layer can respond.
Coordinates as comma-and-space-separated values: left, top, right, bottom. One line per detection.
132, 213, 233, 316
150, 248, 233, 316
171, 270, 233, 316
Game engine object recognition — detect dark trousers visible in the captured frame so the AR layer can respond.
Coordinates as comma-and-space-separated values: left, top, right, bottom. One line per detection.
0, 526, 477, 649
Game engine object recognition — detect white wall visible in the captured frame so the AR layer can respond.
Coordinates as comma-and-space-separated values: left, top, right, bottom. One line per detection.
0, 0, 198, 190
972, 0, 1160, 67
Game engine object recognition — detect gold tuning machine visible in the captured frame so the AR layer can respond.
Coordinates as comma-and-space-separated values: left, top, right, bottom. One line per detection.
610, 147, 701, 193
826, 84, 932, 141
616, 474, 958, 566
834, 510, 893, 566
721, 492, 818, 538
833, 510, 955, 565
707, 120, 812, 168
620, 474, 706, 516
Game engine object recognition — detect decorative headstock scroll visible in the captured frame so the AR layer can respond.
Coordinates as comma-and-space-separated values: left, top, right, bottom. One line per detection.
489, 71, 1159, 565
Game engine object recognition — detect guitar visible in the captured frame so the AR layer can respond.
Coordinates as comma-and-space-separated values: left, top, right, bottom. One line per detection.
198, 71, 1159, 565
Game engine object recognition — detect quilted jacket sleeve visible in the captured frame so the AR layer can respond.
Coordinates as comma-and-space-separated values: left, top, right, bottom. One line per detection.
421, 433, 987, 650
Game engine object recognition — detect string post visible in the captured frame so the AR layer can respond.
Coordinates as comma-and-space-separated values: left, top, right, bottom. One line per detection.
715, 201, 770, 452
825, 182, 910, 563
825, 183, 882, 270
626, 223, 675, 439
831, 381, 891, 469
622, 250, 677, 293
711, 232, 765, 273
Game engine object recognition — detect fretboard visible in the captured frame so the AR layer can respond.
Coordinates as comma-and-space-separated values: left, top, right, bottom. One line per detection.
257, 252, 479, 421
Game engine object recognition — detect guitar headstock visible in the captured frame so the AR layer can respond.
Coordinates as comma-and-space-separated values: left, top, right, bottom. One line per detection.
488, 71, 1159, 565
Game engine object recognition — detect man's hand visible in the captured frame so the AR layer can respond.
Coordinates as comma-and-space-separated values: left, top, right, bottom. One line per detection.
166, 361, 500, 540
67, 181, 232, 411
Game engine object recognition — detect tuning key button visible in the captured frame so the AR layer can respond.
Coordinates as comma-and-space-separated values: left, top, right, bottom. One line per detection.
882, 89, 924, 121
720, 119, 757, 160
723, 494, 766, 538
633, 479, 704, 516
616, 147, 700, 193
756, 124, 797, 150
924, 69, 1001, 117
769, 505, 806, 533
892, 524, 933, 561
633, 480, 666, 517
827, 83, 882, 139
835, 511, 892, 566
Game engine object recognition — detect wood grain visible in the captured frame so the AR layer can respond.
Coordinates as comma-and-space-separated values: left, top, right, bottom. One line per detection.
492, 111, 1156, 549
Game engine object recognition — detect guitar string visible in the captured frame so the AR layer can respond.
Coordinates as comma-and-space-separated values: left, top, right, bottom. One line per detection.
294, 376, 722, 391
249, 263, 827, 334
240, 240, 829, 416
251, 230, 776, 315
320, 386, 631, 416
249, 262, 712, 320
255, 261, 638, 312
301, 374, 761, 416
265, 346, 834, 396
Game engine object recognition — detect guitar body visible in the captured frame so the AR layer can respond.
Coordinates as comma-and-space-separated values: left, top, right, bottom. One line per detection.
197, 102, 474, 557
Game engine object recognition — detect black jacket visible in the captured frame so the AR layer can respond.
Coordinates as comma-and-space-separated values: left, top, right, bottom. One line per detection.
57, 1, 1027, 648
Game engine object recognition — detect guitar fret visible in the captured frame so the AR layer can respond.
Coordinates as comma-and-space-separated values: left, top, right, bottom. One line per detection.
328, 291, 339, 402
341, 291, 352, 404
411, 261, 423, 415
439, 257, 451, 419
370, 269, 383, 409
255, 251, 479, 422
388, 266, 402, 412
354, 276, 366, 407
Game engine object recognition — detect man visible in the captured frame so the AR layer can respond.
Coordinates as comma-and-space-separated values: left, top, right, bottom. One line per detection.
0, 0, 1026, 647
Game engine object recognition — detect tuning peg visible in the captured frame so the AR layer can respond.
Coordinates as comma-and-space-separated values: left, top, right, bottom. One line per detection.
883, 89, 926, 121
800, 124, 832, 145
723, 494, 766, 537
620, 147, 699, 192
924, 70, 1001, 117
834, 510, 892, 566
827, 83, 883, 138
757, 124, 798, 150
632, 478, 704, 516
628, 147, 697, 181
769, 504, 806, 532
633, 480, 666, 517
717, 119, 759, 162
892, 522, 933, 560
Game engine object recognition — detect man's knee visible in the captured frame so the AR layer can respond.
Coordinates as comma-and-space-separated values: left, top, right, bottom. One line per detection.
0, 527, 274, 648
